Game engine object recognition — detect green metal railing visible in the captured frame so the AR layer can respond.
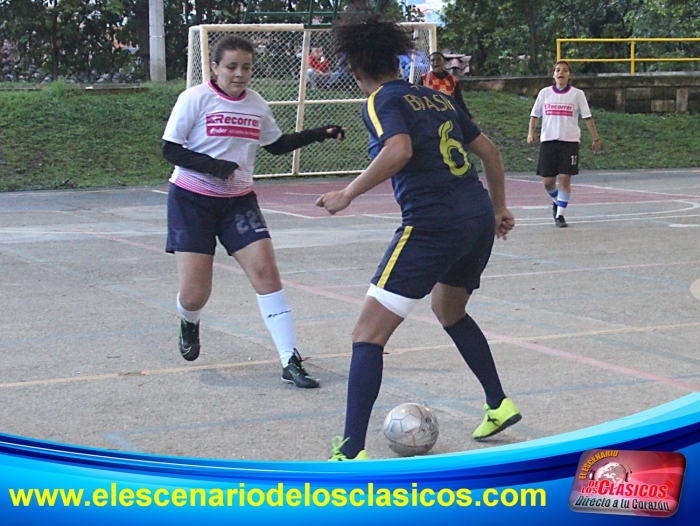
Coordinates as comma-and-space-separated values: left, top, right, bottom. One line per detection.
556, 38, 700, 75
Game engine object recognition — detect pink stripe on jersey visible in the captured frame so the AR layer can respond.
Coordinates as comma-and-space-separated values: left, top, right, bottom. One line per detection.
170, 168, 253, 198
207, 81, 247, 102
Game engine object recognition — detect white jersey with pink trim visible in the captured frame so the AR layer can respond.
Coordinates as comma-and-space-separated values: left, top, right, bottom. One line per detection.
530, 85, 592, 143
163, 82, 283, 197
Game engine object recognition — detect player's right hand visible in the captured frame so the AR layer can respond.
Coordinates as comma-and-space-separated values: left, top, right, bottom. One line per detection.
316, 190, 352, 214
494, 207, 515, 240
527, 134, 536, 145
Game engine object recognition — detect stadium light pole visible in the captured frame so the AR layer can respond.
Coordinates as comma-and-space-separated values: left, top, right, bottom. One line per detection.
149, 0, 167, 82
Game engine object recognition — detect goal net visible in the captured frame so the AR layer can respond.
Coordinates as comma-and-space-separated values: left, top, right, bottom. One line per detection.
187, 23, 437, 178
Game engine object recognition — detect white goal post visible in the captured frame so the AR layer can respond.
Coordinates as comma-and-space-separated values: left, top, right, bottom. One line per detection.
187, 23, 437, 178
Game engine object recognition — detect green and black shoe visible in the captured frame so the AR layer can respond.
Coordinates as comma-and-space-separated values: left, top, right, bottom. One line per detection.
282, 349, 320, 389
179, 319, 200, 361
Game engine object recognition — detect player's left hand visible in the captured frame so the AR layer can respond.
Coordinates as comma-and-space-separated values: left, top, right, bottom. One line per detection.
592, 139, 602, 153
316, 190, 352, 214
325, 125, 346, 143
494, 207, 515, 240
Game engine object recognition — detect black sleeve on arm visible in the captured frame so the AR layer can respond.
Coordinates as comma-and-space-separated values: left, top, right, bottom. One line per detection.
263, 125, 343, 155
161, 140, 238, 180
453, 82, 473, 120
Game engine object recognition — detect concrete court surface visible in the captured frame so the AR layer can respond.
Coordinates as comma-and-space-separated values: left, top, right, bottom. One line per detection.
1, 168, 699, 461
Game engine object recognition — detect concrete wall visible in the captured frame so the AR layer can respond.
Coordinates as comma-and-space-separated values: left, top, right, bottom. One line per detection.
461, 74, 700, 114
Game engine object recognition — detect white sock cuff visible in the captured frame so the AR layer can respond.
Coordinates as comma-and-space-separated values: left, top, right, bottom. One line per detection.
367, 284, 418, 319
177, 293, 202, 324
256, 289, 291, 315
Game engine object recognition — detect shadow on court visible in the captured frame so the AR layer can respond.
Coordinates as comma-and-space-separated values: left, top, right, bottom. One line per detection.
1, 168, 699, 460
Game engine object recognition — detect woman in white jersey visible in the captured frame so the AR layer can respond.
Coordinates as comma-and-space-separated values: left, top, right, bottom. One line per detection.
527, 61, 602, 228
162, 35, 345, 388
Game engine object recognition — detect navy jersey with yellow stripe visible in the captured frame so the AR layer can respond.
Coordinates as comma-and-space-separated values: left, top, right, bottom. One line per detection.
363, 79, 492, 228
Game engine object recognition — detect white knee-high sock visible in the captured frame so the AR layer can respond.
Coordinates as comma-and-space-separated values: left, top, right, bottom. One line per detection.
177, 293, 202, 324
257, 289, 296, 366
557, 191, 570, 217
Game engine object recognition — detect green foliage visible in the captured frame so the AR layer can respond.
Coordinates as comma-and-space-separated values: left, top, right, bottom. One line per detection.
0, 83, 182, 191
0, 0, 137, 80
439, 0, 700, 76
1, 84, 699, 192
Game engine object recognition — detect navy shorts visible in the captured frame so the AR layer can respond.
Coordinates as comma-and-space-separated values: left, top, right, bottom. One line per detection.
370, 212, 495, 299
166, 183, 270, 255
537, 140, 580, 177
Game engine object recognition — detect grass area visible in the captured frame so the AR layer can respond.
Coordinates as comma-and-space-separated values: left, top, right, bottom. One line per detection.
0, 82, 699, 192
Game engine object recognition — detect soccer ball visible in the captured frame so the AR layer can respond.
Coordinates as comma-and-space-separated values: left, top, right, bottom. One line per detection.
383, 403, 439, 457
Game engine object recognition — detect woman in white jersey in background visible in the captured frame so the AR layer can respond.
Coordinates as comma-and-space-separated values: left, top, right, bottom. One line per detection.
527, 61, 602, 228
161, 35, 345, 388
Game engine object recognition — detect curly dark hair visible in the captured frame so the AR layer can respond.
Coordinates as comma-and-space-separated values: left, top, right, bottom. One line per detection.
331, 10, 414, 80
211, 35, 256, 65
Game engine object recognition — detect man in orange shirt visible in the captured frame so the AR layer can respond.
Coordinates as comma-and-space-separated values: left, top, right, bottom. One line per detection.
420, 52, 473, 121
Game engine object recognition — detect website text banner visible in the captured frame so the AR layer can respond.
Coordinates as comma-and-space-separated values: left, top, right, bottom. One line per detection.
2, 394, 700, 524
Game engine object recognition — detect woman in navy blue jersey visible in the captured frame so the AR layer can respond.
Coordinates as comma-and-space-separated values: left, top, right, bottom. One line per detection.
317, 11, 521, 460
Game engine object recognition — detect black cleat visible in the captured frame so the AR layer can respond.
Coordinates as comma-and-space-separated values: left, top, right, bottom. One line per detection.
282, 349, 320, 389
555, 215, 568, 228
552, 202, 558, 219
179, 319, 200, 361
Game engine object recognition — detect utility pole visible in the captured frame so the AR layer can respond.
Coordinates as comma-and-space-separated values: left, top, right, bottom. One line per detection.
149, 0, 166, 82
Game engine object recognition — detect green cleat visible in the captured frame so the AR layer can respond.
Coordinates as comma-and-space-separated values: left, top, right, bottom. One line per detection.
282, 349, 320, 389
328, 437, 369, 461
472, 398, 522, 440
179, 319, 200, 361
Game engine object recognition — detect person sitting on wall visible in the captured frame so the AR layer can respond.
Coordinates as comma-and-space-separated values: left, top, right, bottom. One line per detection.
307, 46, 331, 89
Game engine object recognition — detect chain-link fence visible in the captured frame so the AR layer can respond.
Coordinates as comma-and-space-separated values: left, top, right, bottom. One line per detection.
187, 23, 436, 177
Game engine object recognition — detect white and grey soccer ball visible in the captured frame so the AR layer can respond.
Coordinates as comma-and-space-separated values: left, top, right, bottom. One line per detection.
383, 403, 439, 457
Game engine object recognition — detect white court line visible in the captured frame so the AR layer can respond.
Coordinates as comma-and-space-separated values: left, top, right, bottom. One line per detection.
484, 258, 700, 279
513, 177, 700, 199
570, 182, 700, 199
362, 213, 401, 219
511, 199, 700, 210
5, 321, 699, 390
514, 215, 700, 226
516, 203, 700, 224
151, 190, 168, 195
507, 169, 700, 178
259, 208, 316, 219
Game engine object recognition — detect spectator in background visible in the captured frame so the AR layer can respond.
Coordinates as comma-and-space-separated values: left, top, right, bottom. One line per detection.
399, 51, 429, 82
420, 51, 474, 122
307, 46, 331, 88
328, 55, 356, 94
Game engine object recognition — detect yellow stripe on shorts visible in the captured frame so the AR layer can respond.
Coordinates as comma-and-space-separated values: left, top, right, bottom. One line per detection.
367, 86, 384, 137
377, 226, 413, 288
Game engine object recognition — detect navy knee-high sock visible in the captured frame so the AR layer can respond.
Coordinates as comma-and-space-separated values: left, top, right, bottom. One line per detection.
444, 315, 506, 409
341, 342, 384, 459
